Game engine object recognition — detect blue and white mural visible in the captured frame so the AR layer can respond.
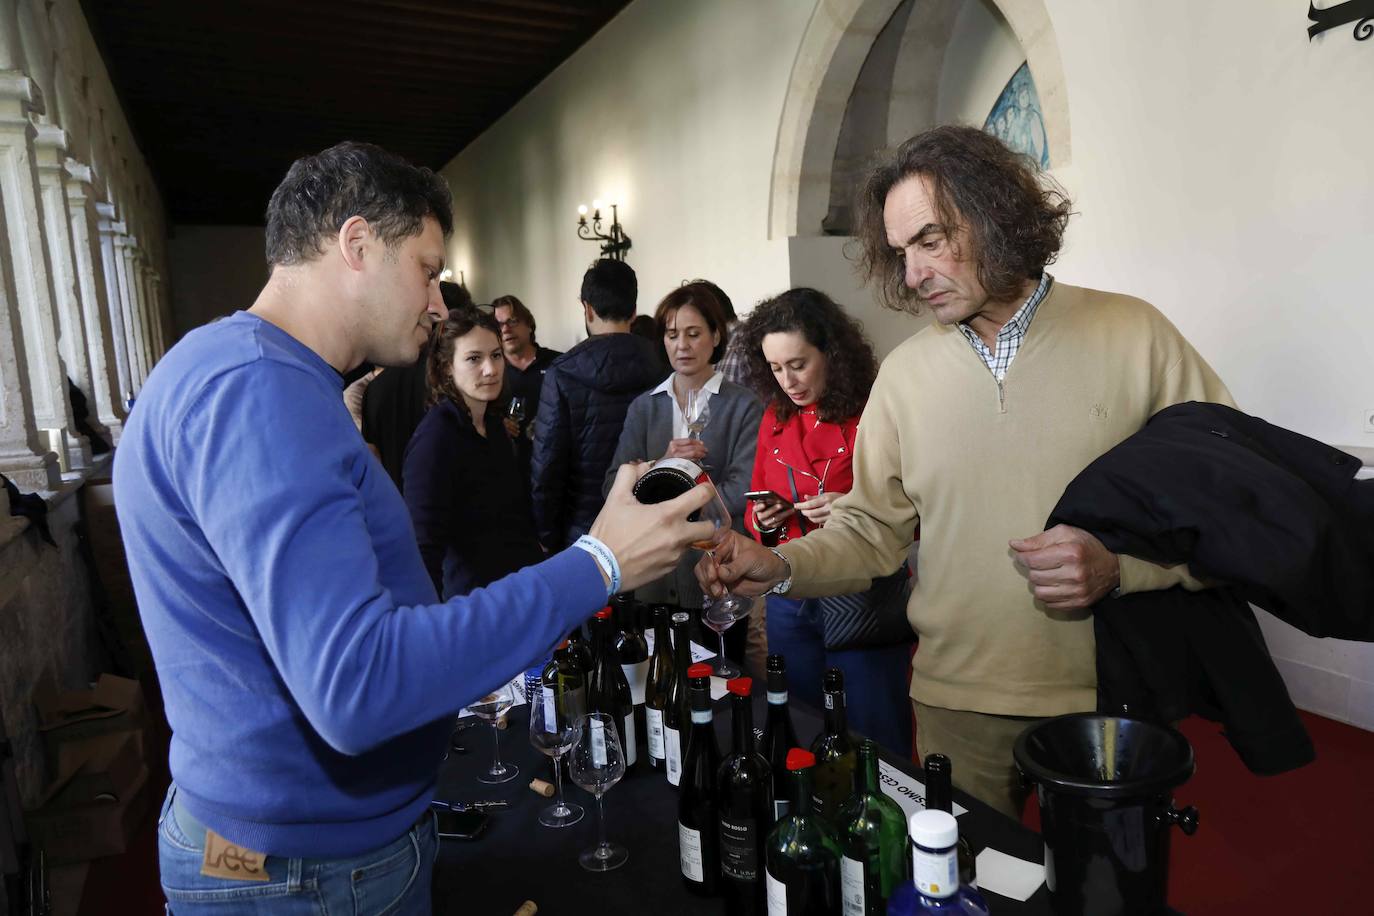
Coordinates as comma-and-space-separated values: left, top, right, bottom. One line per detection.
984, 62, 1049, 168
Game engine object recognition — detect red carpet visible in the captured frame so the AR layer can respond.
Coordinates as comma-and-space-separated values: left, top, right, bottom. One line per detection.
77, 711, 1374, 914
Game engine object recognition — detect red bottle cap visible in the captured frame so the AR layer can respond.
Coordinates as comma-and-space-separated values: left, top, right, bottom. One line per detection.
688, 663, 713, 679
727, 677, 752, 697
594, 608, 612, 619
786, 748, 816, 771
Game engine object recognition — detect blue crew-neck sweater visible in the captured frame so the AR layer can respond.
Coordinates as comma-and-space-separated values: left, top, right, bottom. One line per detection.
113, 312, 607, 857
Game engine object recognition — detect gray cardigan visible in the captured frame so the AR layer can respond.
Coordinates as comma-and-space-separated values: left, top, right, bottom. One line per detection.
603, 376, 763, 608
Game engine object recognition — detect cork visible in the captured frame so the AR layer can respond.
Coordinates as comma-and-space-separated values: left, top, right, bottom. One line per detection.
529, 778, 555, 798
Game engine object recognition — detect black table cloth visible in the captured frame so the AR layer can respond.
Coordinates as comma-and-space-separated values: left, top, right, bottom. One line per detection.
432, 689, 1051, 915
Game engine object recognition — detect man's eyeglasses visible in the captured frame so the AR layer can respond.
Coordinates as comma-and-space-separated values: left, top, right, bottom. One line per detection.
496, 318, 524, 329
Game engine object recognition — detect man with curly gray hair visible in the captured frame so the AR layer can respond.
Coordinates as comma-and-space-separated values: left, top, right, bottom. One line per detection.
702, 125, 1232, 818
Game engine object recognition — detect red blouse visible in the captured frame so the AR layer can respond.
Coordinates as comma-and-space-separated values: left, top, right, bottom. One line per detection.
744, 403, 859, 545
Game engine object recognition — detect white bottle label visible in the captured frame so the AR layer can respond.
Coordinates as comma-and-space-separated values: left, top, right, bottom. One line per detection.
766, 868, 788, 915
665, 727, 682, 785
622, 713, 637, 766
623, 660, 650, 705
591, 717, 607, 766
541, 686, 557, 733
647, 707, 665, 760
914, 846, 959, 899
678, 821, 704, 882
841, 855, 867, 915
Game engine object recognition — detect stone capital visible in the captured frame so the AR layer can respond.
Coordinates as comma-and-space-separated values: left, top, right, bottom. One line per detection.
31, 120, 68, 158
63, 156, 94, 186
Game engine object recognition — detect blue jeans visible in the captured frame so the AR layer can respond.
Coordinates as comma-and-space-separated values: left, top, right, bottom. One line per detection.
158, 785, 436, 915
767, 596, 914, 757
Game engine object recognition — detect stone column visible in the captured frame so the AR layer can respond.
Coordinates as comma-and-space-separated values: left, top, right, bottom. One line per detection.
0, 234, 59, 490
33, 120, 93, 468
146, 268, 166, 360
134, 251, 159, 369
64, 159, 122, 440
0, 69, 78, 473
95, 201, 132, 404
117, 231, 149, 385
111, 226, 144, 390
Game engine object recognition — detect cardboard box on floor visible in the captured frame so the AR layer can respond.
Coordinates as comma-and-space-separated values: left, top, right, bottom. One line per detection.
34, 674, 149, 773
25, 731, 152, 864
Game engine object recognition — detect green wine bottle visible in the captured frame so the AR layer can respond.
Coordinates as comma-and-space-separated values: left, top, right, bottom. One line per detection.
836, 739, 907, 914
764, 748, 842, 914
809, 667, 856, 825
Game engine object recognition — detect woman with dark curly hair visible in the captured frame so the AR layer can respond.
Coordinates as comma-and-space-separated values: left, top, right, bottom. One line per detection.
737, 288, 912, 754
403, 308, 543, 598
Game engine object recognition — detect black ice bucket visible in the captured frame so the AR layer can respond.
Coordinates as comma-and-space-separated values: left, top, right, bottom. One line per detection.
1013, 714, 1199, 916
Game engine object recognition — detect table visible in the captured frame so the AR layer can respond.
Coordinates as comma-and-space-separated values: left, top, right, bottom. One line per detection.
433, 690, 1052, 915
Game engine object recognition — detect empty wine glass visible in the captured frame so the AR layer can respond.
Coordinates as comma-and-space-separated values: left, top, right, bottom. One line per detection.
528, 676, 585, 828
684, 388, 709, 441
469, 682, 518, 784
569, 713, 628, 871
692, 481, 755, 678
507, 396, 527, 425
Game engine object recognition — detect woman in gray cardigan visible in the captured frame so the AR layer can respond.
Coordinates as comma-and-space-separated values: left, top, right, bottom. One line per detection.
604, 282, 763, 619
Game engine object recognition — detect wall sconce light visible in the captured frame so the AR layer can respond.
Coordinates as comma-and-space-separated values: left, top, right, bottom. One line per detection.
439, 268, 466, 286
576, 200, 632, 261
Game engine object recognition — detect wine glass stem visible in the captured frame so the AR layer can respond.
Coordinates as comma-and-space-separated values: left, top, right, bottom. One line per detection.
596, 793, 608, 852
552, 753, 568, 811
717, 629, 727, 664
490, 721, 502, 772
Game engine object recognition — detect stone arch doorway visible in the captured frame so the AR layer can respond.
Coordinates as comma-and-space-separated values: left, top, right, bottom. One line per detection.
768, 0, 1071, 241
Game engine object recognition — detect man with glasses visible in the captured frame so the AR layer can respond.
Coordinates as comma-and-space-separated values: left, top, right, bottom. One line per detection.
493, 294, 561, 451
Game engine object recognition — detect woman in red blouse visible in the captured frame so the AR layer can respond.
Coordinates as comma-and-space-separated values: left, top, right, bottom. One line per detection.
737, 288, 913, 754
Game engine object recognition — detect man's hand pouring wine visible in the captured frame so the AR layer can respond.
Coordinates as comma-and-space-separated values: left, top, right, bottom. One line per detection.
590, 462, 718, 592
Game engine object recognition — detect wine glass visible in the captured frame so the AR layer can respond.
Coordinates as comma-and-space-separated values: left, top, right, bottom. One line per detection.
692, 481, 755, 678
568, 713, 629, 871
469, 682, 518, 784
528, 677, 585, 828
507, 396, 526, 425
684, 388, 709, 441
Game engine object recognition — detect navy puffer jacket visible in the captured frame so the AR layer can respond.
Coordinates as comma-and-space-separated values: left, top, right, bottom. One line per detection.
529, 333, 666, 550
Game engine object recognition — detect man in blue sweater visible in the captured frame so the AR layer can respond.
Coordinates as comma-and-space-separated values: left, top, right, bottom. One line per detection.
114, 142, 713, 913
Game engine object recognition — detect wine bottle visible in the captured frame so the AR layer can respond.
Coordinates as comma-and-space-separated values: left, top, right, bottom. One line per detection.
614, 593, 651, 747
836, 739, 907, 915
663, 609, 694, 787
759, 654, 800, 823
586, 608, 637, 771
764, 748, 842, 915
717, 677, 773, 916
535, 642, 586, 744
923, 754, 976, 888
679, 663, 721, 896
567, 623, 594, 675
644, 604, 676, 772
809, 667, 856, 825
885, 811, 990, 916
631, 457, 709, 512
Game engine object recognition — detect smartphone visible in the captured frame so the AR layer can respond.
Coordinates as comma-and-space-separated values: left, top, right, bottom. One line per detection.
434, 808, 488, 840
745, 489, 791, 507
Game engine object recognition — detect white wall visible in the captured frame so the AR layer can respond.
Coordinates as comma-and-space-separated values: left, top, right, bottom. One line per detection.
438, 0, 815, 350
166, 225, 267, 339
935, 0, 1024, 126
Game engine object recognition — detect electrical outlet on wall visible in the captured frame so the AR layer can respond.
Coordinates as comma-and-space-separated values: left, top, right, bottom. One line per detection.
1365, 409, 1374, 434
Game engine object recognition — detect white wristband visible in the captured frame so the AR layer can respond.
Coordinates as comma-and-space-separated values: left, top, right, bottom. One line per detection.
573, 534, 621, 597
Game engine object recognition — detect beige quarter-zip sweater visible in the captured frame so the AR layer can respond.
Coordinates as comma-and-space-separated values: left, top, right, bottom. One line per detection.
779, 282, 1234, 717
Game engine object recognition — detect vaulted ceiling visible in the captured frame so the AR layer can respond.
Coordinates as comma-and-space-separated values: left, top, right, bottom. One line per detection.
80, 0, 631, 226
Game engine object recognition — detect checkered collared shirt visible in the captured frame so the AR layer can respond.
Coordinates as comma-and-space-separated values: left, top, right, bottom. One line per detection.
957, 272, 1054, 381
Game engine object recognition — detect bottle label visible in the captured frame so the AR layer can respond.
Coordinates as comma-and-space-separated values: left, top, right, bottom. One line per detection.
654, 456, 707, 484
678, 821, 704, 882
622, 660, 650, 705
622, 713, 637, 766
591, 717, 607, 766
767, 690, 788, 704
647, 708, 665, 760
841, 855, 866, 916
718, 816, 758, 881
691, 708, 712, 725
766, 868, 788, 915
913, 846, 958, 899
773, 798, 790, 821
541, 687, 557, 733
665, 727, 682, 785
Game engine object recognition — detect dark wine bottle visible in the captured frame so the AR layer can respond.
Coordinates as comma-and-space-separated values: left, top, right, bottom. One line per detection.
613, 593, 650, 750
536, 641, 586, 743
764, 748, 842, 915
923, 754, 976, 888
837, 739, 907, 914
679, 663, 721, 897
809, 667, 856, 826
631, 457, 709, 514
567, 623, 594, 675
644, 604, 676, 772
759, 654, 800, 823
587, 608, 637, 771
717, 677, 773, 916
663, 609, 694, 787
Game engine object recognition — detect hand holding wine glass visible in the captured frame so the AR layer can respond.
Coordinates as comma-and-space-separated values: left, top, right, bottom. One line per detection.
684, 388, 709, 441
569, 713, 629, 871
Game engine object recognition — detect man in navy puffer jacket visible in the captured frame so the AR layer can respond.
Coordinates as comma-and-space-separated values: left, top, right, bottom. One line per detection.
531, 259, 666, 550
